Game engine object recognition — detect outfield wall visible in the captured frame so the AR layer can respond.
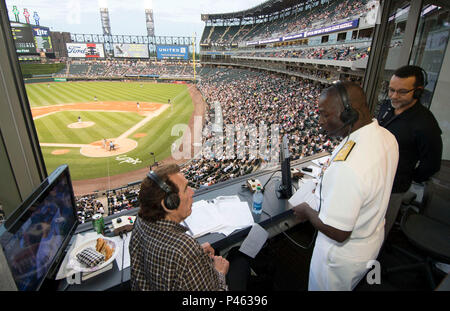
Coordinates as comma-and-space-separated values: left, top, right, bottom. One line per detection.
23, 76, 199, 84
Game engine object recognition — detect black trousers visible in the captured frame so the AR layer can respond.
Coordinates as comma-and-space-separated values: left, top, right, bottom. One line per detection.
225, 247, 251, 291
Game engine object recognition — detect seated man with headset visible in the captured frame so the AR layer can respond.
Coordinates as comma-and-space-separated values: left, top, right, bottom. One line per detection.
291, 81, 399, 290
129, 164, 249, 291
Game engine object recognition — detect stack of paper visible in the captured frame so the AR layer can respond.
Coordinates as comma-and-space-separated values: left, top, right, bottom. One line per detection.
184, 200, 225, 238
215, 196, 255, 236
184, 196, 255, 238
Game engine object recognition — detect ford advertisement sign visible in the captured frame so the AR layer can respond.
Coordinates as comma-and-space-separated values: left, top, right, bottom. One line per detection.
66, 43, 105, 58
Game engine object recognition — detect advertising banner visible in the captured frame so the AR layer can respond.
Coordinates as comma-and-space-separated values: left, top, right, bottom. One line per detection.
32, 26, 52, 52
113, 44, 149, 58
247, 19, 360, 46
156, 45, 188, 60
66, 43, 105, 58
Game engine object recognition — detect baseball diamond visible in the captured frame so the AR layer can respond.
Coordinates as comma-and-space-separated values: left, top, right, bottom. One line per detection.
27, 81, 197, 185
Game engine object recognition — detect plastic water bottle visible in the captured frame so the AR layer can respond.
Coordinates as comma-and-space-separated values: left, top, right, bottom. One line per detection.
252, 186, 263, 214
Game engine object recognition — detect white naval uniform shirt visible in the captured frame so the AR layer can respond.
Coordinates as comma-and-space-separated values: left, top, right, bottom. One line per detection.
309, 120, 398, 291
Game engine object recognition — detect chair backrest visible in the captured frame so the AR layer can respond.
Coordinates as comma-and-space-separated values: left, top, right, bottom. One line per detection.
421, 181, 450, 226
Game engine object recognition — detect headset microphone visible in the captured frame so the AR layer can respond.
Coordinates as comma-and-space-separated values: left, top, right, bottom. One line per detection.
319, 118, 353, 137
318, 81, 358, 137
147, 171, 180, 210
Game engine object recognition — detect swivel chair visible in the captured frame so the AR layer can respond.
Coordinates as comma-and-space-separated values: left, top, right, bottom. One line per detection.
385, 180, 450, 289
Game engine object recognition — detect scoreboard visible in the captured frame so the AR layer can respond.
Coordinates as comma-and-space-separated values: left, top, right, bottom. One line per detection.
113, 44, 149, 58
11, 22, 36, 54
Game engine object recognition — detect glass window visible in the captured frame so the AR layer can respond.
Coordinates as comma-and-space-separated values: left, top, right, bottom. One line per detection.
410, 2, 450, 108
372, 0, 412, 117
372, 0, 449, 115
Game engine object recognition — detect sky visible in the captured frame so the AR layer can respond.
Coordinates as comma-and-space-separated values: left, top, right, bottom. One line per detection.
5, 0, 265, 46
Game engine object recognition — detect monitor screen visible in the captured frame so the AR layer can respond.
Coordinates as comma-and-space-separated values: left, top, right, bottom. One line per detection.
0, 165, 78, 291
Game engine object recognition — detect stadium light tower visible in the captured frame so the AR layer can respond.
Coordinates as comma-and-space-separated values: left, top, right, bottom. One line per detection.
144, 0, 155, 37
100, 8, 112, 35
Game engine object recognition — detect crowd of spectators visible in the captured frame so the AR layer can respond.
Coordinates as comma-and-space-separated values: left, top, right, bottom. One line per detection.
0, 205, 5, 225
73, 186, 140, 224
106, 186, 140, 215
203, 0, 369, 46
55, 60, 196, 79
286, 66, 338, 81
236, 45, 370, 62
75, 194, 105, 224
182, 67, 341, 187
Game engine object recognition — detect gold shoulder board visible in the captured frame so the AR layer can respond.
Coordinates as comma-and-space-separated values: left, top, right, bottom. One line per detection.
334, 140, 356, 162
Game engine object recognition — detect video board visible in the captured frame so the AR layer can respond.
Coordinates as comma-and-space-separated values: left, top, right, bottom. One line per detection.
156, 45, 188, 60
113, 43, 149, 58
66, 43, 105, 58
32, 26, 52, 53
10, 22, 36, 54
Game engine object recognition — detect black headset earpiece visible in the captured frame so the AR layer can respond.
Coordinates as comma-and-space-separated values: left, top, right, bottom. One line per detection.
332, 80, 359, 126
413, 67, 428, 99
147, 171, 180, 210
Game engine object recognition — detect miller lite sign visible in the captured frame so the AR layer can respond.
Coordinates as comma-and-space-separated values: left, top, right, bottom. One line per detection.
32, 27, 49, 37
66, 43, 105, 58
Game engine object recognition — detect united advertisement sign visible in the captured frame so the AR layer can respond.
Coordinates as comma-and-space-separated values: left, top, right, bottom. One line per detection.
156, 45, 188, 60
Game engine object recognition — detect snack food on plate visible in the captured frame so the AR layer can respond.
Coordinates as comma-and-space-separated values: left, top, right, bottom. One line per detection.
96, 238, 114, 261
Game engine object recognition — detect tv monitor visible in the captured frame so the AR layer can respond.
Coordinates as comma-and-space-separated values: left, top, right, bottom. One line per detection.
0, 165, 78, 291
278, 134, 292, 199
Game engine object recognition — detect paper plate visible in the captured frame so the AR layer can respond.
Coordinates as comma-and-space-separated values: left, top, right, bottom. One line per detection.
69, 237, 118, 273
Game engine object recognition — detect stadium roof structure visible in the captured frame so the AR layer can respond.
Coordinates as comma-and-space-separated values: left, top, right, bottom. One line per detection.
201, 0, 313, 22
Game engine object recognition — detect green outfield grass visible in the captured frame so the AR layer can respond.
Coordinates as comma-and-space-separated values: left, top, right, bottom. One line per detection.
25, 81, 184, 107
29, 81, 194, 181
35, 111, 145, 144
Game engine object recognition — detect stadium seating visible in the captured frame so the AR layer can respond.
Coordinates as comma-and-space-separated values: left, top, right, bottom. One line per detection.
182, 67, 339, 187
201, 0, 369, 47
53, 60, 196, 79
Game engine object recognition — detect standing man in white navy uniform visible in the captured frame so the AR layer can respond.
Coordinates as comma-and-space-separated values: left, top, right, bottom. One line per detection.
292, 81, 399, 290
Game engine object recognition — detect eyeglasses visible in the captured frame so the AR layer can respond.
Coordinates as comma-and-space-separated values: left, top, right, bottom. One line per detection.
388, 87, 415, 95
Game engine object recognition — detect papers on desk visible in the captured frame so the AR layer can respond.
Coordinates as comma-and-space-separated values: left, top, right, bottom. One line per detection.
184, 195, 255, 238
239, 223, 269, 258
288, 179, 319, 211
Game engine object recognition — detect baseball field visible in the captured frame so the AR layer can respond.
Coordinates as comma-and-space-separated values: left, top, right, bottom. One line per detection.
26, 81, 194, 181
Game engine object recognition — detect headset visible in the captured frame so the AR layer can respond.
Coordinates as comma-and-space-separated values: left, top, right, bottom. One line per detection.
412, 67, 428, 99
332, 80, 359, 126
146, 171, 180, 210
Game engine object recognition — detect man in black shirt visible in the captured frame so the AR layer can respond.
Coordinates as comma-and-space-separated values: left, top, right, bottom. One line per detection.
377, 65, 442, 237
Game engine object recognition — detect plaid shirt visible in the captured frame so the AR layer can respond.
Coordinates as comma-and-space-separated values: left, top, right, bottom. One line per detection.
129, 217, 228, 291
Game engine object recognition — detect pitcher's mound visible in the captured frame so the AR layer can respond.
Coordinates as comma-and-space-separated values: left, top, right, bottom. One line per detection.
68, 121, 95, 128
80, 138, 138, 157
